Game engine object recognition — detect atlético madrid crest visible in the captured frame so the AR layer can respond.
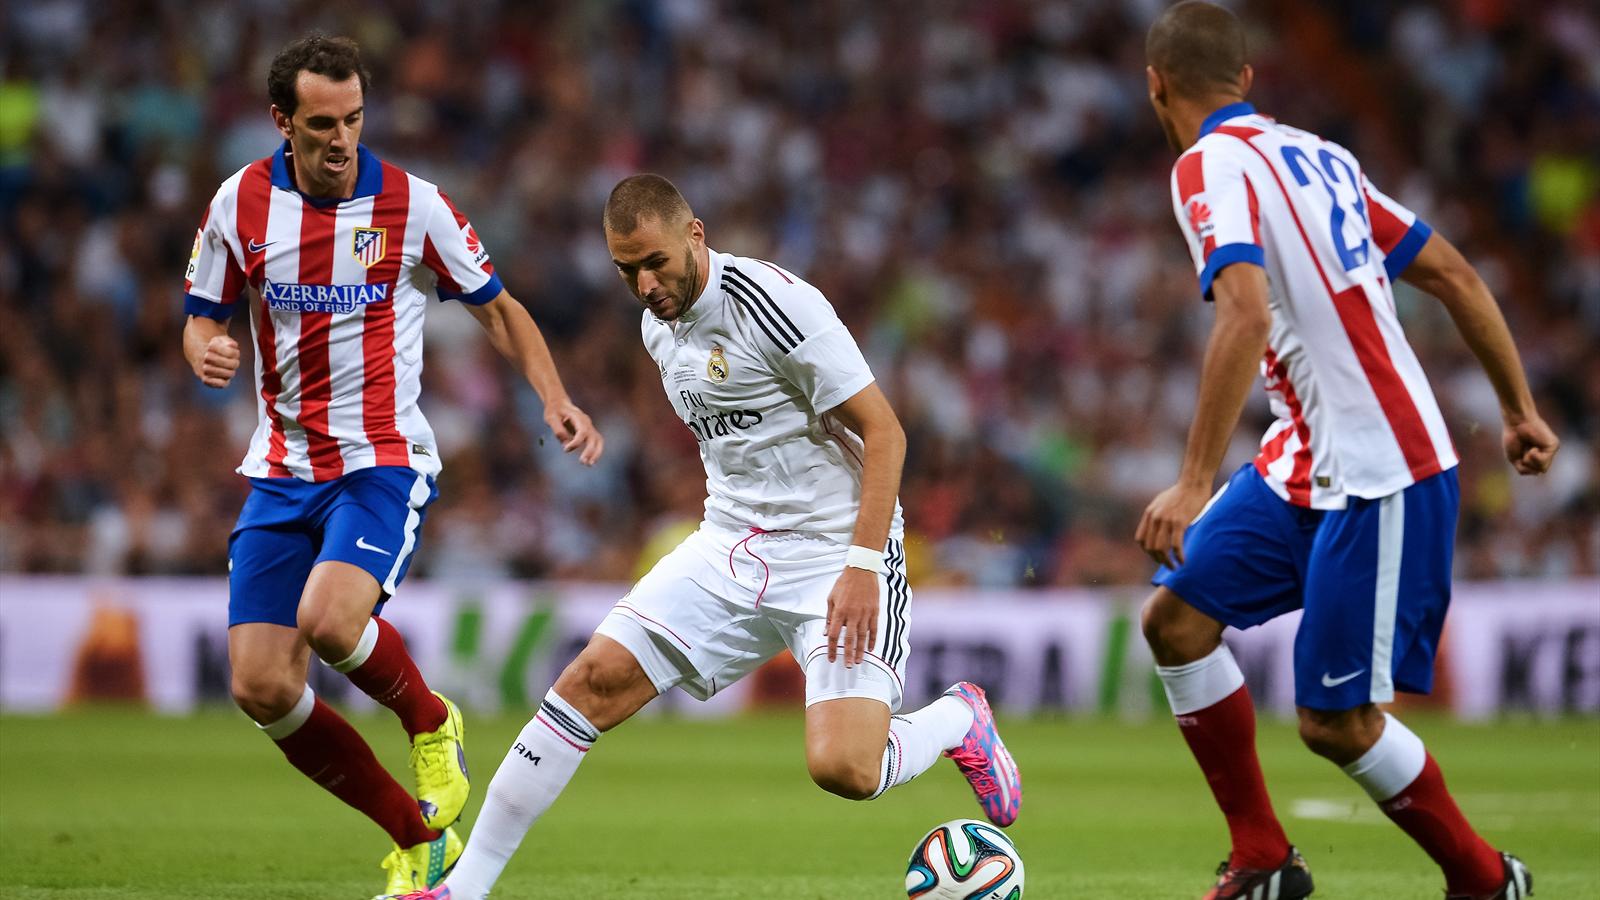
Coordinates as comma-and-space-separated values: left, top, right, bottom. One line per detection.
352, 227, 387, 268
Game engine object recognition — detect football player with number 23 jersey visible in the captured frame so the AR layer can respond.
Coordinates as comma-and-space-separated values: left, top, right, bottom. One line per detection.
1135, 5, 1558, 900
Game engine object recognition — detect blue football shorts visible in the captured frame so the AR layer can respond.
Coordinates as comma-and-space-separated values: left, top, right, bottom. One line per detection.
227, 466, 438, 628
1154, 463, 1459, 710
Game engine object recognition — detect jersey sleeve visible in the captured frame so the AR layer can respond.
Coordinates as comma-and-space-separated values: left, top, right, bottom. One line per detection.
1362, 174, 1433, 280
182, 189, 246, 320
726, 263, 875, 415
1171, 143, 1265, 301
420, 189, 504, 305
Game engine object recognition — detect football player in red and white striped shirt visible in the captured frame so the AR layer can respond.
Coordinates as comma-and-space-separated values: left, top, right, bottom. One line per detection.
180, 35, 602, 898
1134, 4, 1557, 900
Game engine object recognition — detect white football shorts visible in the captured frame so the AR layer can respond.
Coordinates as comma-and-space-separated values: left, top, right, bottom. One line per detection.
594, 525, 912, 710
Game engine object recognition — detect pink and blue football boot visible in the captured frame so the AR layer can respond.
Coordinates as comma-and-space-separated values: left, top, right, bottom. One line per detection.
942, 681, 1022, 827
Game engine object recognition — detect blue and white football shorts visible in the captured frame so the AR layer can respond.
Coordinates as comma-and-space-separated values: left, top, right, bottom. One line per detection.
228, 466, 438, 628
1154, 463, 1458, 710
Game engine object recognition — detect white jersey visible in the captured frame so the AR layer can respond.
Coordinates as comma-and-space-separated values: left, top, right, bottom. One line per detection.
1171, 103, 1457, 508
642, 249, 903, 543
184, 142, 501, 482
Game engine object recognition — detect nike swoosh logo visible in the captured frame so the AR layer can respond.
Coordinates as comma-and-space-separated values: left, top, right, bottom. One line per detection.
247, 238, 276, 253
1321, 669, 1366, 688
355, 536, 393, 556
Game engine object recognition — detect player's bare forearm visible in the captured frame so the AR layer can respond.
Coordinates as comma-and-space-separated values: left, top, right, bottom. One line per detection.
183, 315, 226, 368
1136, 264, 1270, 566
1179, 263, 1273, 486
468, 290, 605, 464
1401, 233, 1536, 423
829, 383, 906, 553
467, 290, 571, 405
1401, 233, 1558, 473
183, 315, 241, 388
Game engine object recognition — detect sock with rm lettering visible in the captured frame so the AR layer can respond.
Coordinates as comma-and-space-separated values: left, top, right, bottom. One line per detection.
443, 690, 599, 900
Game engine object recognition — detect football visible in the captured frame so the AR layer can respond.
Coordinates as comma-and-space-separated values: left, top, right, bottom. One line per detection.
905, 818, 1025, 899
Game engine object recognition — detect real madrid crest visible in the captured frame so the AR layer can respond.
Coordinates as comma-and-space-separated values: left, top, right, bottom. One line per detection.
707, 345, 730, 383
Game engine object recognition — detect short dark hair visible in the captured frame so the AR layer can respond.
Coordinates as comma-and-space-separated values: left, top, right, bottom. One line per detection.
1146, 1, 1248, 99
604, 174, 693, 234
267, 34, 371, 117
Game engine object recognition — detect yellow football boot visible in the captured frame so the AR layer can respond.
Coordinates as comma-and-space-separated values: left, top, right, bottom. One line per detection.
373, 825, 462, 900
410, 691, 469, 829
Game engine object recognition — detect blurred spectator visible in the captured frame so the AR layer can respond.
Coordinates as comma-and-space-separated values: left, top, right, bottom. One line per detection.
2, 0, 1596, 585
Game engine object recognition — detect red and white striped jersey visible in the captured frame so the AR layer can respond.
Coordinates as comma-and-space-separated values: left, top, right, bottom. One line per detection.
1171, 103, 1456, 508
184, 142, 503, 482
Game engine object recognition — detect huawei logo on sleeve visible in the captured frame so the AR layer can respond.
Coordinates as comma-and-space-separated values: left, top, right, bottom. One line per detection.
1185, 197, 1215, 239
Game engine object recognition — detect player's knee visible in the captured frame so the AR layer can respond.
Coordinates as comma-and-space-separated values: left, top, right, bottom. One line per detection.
1140, 594, 1186, 658
1296, 706, 1378, 764
296, 609, 361, 664
230, 672, 304, 725
1139, 595, 1170, 648
1140, 590, 1221, 664
1297, 716, 1351, 761
553, 655, 644, 732
807, 755, 879, 801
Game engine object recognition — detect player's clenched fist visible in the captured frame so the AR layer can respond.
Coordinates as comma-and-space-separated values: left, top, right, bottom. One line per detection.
1504, 416, 1560, 476
196, 335, 241, 388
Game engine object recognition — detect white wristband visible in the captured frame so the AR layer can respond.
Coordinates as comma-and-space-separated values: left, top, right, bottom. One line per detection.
845, 544, 888, 575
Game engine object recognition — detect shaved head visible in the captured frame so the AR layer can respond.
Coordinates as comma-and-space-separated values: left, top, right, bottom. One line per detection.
1147, 1, 1248, 100
604, 173, 693, 235
603, 173, 708, 321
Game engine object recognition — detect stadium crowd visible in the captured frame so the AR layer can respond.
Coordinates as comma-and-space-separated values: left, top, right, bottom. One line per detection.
2, 0, 1596, 587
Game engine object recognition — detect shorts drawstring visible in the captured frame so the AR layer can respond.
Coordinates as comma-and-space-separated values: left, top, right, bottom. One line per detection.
729, 526, 788, 607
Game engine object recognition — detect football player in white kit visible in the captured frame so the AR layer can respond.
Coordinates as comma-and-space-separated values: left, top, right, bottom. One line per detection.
393, 174, 1022, 900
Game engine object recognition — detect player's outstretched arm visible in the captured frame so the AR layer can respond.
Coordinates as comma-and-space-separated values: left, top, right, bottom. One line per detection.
825, 383, 906, 667
1401, 233, 1559, 475
466, 289, 604, 466
182, 315, 240, 389
1136, 262, 1271, 567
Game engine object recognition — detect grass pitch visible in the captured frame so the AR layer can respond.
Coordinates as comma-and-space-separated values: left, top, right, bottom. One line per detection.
1, 709, 1596, 898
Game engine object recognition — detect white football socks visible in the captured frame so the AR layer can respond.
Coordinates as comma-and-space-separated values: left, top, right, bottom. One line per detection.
1342, 712, 1427, 802
444, 691, 599, 900
871, 694, 974, 799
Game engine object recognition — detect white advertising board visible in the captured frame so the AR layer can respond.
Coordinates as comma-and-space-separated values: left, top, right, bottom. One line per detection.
1, 577, 1594, 718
